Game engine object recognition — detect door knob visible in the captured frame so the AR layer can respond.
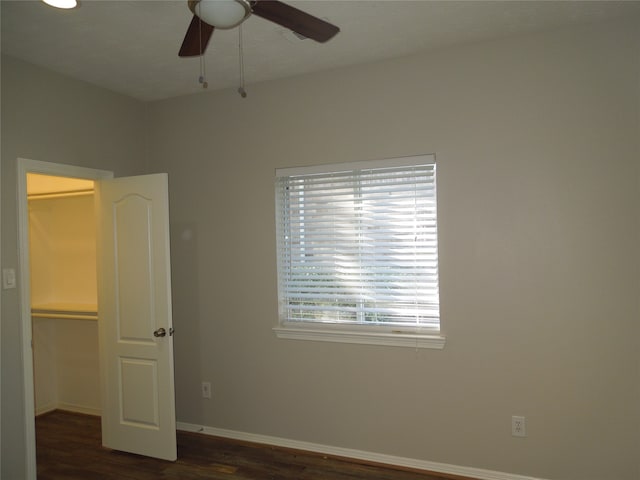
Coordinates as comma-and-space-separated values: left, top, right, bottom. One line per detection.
153, 328, 167, 337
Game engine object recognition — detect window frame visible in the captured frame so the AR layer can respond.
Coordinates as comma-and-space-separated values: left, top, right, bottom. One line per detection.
274, 154, 445, 349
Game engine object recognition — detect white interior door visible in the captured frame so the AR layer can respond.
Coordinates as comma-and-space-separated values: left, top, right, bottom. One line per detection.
96, 173, 176, 461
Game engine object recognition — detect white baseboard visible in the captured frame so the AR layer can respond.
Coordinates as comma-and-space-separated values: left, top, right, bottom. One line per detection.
58, 402, 101, 416
177, 421, 547, 480
35, 404, 58, 417
39, 402, 101, 417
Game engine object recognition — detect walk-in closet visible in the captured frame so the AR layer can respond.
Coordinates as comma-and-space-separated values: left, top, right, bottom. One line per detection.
28, 173, 101, 416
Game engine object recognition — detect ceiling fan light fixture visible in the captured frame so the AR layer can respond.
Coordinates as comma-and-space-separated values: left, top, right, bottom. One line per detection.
42, 0, 78, 9
195, 0, 251, 30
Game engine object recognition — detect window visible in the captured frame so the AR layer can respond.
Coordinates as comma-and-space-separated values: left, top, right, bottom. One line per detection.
274, 154, 444, 349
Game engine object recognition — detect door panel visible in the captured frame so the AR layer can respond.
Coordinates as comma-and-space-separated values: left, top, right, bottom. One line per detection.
120, 358, 159, 426
114, 194, 154, 340
96, 173, 176, 461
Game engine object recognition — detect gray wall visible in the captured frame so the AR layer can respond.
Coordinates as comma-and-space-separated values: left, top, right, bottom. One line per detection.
1, 56, 148, 479
147, 19, 639, 480
2, 17, 639, 480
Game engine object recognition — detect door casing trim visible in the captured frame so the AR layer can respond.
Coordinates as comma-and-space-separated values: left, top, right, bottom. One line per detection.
17, 158, 113, 480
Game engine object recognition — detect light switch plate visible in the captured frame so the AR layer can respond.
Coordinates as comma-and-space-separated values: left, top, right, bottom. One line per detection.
3, 268, 17, 289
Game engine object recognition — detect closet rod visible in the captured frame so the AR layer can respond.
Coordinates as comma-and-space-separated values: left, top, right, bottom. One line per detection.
28, 189, 94, 201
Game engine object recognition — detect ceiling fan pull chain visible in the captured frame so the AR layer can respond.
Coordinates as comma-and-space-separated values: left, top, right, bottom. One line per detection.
198, 17, 208, 89
238, 24, 247, 98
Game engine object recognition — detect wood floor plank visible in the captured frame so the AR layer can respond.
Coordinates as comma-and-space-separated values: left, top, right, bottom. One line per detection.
36, 410, 474, 480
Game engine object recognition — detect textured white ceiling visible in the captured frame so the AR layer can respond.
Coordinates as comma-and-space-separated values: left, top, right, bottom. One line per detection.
2, 0, 639, 102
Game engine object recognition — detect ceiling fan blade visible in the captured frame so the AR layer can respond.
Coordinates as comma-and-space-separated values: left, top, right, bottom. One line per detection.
179, 15, 215, 57
250, 1, 339, 43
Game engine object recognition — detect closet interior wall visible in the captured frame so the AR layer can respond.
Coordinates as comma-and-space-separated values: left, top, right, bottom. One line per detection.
29, 180, 100, 416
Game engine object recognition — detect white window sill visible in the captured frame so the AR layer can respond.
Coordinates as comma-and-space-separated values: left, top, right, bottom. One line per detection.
273, 326, 445, 349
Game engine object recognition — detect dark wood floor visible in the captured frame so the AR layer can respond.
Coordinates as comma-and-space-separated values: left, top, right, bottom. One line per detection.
36, 410, 471, 480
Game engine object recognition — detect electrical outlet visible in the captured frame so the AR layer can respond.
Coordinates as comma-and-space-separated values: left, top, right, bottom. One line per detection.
512, 415, 526, 437
201, 381, 212, 399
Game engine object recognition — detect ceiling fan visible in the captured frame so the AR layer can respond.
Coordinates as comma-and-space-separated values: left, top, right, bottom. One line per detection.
179, 0, 340, 57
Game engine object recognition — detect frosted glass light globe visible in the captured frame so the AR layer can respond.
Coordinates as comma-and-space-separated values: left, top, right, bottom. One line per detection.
196, 0, 251, 29
42, 0, 78, 9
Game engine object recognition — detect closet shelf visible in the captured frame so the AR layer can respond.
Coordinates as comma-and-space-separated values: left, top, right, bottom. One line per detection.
31, 303, 98, 321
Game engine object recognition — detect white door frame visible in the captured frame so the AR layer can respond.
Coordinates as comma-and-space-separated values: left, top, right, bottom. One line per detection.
16, 158, 113, 480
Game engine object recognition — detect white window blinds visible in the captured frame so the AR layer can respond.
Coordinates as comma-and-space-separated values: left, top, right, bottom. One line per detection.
275, 155, 440, 331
